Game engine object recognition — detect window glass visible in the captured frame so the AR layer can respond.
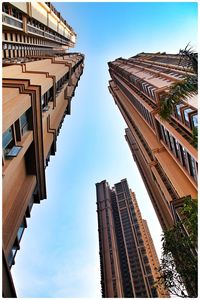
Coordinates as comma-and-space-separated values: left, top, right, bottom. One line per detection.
180, 146, 190, 174
187, 154, 198, 181
3, 127, 13, 149
8, 246, 18, 268
176, 103, 184, 120
169, 134, 178, 156
20, 112, 28, 128
17, 223, 25, 242
174, 139, 180, 158
184, 108, 194, 125
41, 95, 44, 106
163, 128, 171, 150
20, 112, 28, 135
3, 3, 9, 14
192, 114, 198, 128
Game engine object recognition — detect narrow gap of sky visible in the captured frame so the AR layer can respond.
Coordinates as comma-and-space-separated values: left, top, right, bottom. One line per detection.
11, 1, 198, 298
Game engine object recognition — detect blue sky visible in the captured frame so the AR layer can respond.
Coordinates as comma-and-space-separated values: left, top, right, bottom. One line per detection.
11, 1, 198, 298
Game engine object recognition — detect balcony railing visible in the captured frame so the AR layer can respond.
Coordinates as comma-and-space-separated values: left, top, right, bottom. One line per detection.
155, 162, 179, 200
27, 24, 44, 37
168, 118, 193, 145
27, 22, 70, 45
2, 13, 23, 29
44, 30, 69, 45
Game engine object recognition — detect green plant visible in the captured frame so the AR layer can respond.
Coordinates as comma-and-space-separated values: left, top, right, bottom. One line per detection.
191, 126, 198, 149
155, 197, 198, 297
159, 45, 198, 120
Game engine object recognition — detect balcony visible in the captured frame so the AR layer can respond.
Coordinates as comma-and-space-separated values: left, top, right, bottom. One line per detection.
44, 30, 69, 45
27, 24, 44, 37
2, 13, 23, 30
155, 162, 179, 200
168, 118, 194, 146
27, 22, 70, 45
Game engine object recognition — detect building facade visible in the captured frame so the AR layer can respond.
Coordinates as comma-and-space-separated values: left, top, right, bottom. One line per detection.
2, 2, 76, 62
2, 2, 84, 297
108, 53, 198, 231
96, 179, 169, 298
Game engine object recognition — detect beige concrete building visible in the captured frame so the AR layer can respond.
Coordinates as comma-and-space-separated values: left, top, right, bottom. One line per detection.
2, 2, 76, 62
96, 179, 169, 298
2, 2, 84, 297
108, 53, 198, 231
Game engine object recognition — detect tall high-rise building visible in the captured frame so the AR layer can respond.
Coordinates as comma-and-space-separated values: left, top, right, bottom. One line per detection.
108, 53, 198, 231
96, 179, 169, 298
2, 2, 84, 297
2, 2, 76, 62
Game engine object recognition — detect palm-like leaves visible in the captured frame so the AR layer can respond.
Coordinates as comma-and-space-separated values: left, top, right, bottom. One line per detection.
179, 43, 198, 74
160, 75, 198, 120
159, 45, 198, 120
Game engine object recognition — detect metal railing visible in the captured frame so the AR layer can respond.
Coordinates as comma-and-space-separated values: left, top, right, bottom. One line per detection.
155, 162, 179, 200
27, 24, 44, 37
2, 13, 23, 29
27, 25, 70, 45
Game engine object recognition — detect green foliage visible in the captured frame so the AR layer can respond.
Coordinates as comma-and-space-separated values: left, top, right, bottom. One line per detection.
159, 76, 198, 120
181, 196, 198, 245
179, 43, 198, 74
156, 197, 198, 298
155, 251, 188, 298
159, 44, 198, 120
191, 126, 198, 149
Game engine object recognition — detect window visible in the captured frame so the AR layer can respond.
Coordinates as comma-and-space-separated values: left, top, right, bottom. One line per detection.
3, 127, 14, 150
174, 139, 180, 159
56, 79, 63, 93
159, 123, 167, 143
41, 87, 53, 110
143, 255, 149, 264
192, 114, 198, 128
118, 193, 125, 201
3, 3, 9, 14
163, 128, 172, 150
20, 112, 28, 135
17, 220, 26, 242
180, 145, 191, 175
11, 8, 22, 19
176, 103, 185, 120
169, 133, 178, 157
184, 108, 194, 127
7, 245, 18, 268
145, 265, 152, 274
187, 154, 198, 182
115, 183, 123, 193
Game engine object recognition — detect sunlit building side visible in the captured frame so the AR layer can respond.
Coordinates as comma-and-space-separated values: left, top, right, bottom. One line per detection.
108, 53, 198, 231
2, 2, 84, 297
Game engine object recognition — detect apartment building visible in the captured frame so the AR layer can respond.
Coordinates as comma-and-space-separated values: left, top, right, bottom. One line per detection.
108, 53, 198, 231
96, 179, 169, 298
2, 2, 84, 297
2, 2, 76, 62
